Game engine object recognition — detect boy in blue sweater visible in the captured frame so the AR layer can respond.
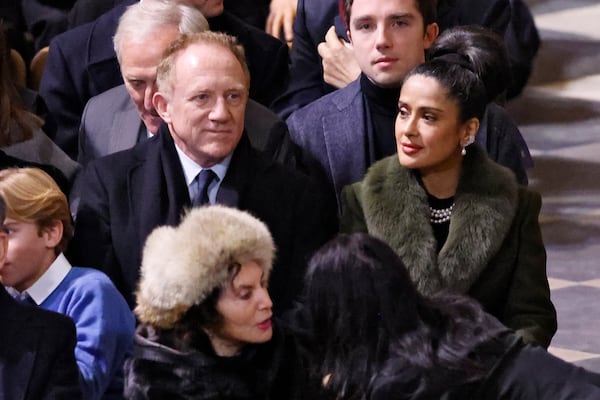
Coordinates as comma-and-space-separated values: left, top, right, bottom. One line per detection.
0, 167, 135, 400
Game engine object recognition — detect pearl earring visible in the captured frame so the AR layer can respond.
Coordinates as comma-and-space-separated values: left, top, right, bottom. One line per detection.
461, 136, 475, 156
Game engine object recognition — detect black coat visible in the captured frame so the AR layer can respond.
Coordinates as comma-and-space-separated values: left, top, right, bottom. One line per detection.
370, 333, 600, 400
124, 321, 306, 399
0, 285, 82, 400
69, 127, 336, 313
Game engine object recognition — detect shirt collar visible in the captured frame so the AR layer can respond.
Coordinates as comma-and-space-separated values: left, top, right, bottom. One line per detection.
25, 253, 72, 305
174, 143, 231, 186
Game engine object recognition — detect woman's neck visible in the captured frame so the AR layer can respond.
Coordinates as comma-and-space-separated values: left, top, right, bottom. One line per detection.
419, 165, 461, 199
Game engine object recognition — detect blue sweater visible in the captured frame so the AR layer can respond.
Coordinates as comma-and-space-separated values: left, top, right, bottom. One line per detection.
40, 267, 135, 400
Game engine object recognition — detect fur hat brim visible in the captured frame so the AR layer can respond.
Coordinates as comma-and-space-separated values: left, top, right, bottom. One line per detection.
135, 205, 275, 329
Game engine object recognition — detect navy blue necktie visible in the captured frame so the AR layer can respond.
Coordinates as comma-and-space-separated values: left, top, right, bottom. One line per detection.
192, 169, 215, 206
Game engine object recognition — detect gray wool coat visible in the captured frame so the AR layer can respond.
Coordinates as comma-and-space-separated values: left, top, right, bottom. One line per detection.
340, 145, 556, 348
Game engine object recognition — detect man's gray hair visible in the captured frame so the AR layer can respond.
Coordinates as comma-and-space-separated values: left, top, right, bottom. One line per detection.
114, 0, 209, 63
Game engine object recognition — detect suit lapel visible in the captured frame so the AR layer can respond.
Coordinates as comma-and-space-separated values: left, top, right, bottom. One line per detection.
128, 129, 189, 276
109, 88, 143, 153
215, 135, 256, 208
322, 81, 369, 199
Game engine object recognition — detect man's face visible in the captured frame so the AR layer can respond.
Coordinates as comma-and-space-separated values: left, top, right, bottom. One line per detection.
176, 0, 224, 18
119, 26, 180, 134
154, 42, 248, 168
348, 0, 438, 88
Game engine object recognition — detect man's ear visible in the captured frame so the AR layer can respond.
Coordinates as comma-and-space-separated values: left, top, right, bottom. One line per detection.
42, 220, 63, 250
153, 92, 171, 124
423, 22, 439, 49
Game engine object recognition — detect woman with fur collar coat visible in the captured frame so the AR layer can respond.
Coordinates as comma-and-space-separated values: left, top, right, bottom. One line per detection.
340, 27, 556, 348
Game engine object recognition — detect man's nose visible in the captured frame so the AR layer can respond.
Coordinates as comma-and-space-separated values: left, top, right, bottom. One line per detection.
375, 25, 392, 49
144, 83, 155, 111
209, 97, 230, 121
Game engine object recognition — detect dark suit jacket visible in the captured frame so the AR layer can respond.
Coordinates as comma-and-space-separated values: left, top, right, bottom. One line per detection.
67, 0, 122, 28
0, 286, 82, 400
78, 84, 296, 167
40, 0, 289, 159
20, 0, 75, 51
273, 0, 538, 118
69, 128, 336, 313
223, 0, 269, 30
287, 79, 528, 211
39, 0, 134, 158
271, 0, 343, 118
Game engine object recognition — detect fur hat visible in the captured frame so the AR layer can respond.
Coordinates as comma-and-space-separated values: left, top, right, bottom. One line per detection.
135, 205, 275, 329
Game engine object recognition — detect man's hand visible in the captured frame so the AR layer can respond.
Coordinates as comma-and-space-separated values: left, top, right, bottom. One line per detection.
266, 0, 297, 43
317, 26, 361, 88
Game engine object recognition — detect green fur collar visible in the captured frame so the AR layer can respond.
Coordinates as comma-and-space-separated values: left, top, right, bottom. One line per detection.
359, 146, 519, 295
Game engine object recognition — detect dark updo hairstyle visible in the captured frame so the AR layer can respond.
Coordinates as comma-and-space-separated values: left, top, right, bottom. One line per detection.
295, 233, 505, 400
405, 25, 511, 123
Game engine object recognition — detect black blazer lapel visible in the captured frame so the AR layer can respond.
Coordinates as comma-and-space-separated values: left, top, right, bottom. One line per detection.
322, 82, 369, 202
216, 134, 258, 208
129, 128, 189, 271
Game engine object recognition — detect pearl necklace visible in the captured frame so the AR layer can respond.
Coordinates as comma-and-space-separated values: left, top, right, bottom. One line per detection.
429, 203, 454, 224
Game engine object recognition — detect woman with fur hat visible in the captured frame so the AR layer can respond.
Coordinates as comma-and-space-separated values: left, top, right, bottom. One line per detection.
124, 205, 305, 399
340, 26, 556, 348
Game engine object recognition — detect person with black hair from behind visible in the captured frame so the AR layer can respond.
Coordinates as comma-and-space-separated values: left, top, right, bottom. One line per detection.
292, 233, 600, 400
341, 25, 556, 348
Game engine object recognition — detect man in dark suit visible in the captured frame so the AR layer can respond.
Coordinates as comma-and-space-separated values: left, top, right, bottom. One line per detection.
78, 1, 293, 167
0, 197, 82, 400
286, 0, 530, 212
70, 31, 335, 315
39, 0, 289, 159
273, 0, 539, 118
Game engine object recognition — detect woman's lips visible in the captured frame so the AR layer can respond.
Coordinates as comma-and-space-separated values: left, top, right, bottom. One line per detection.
257, 318, 272, 331
401, 143, 422, 155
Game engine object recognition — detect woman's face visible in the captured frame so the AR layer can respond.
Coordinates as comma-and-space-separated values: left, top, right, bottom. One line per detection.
395, 74, 475, 175
211, 261, 273, 356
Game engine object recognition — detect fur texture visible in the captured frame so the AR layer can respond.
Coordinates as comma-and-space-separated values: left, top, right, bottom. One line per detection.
348, 145, 518, 295
135, 205, 275, 329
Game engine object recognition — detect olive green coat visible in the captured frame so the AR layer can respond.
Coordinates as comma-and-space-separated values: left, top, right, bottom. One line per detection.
340, 146, 556, 348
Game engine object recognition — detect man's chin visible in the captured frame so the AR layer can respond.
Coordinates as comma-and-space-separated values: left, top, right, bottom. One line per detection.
371, 71, 405, 89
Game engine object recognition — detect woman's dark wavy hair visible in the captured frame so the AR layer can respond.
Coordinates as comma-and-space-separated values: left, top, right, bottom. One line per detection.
405, 25, 510, 123
150, 263, 242, 352
298, 233, 504, 400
